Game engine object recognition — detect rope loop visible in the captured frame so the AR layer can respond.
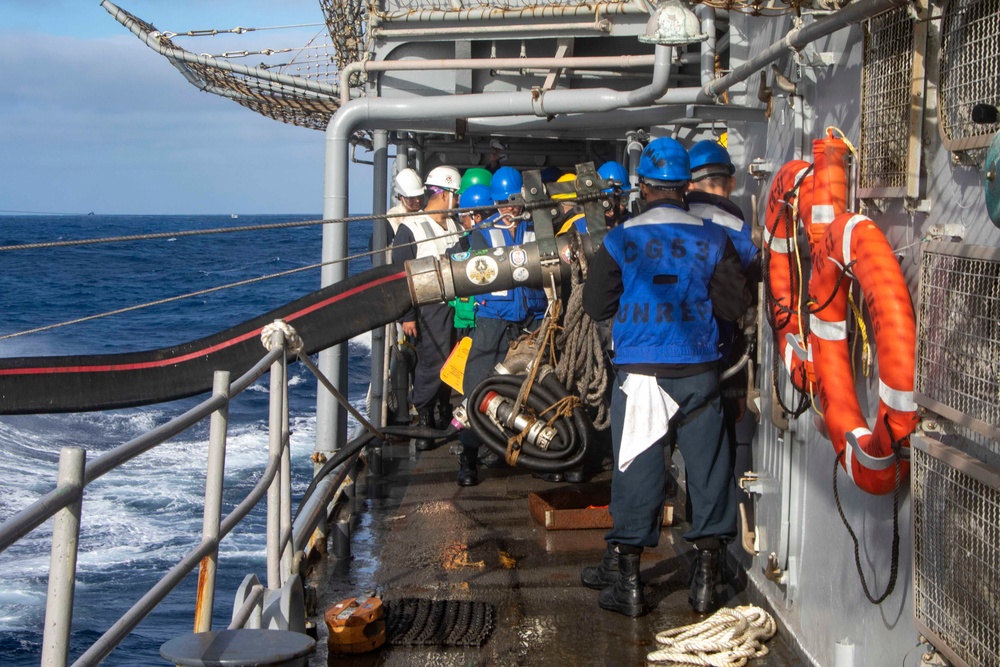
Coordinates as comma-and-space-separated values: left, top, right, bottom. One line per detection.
260, 319, 304, 354
832, 450, 902, 605
647, 605, 777, 665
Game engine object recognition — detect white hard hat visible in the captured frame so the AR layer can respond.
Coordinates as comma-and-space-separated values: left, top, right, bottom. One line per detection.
424, 165, 461, 192
394, 168, 425, 198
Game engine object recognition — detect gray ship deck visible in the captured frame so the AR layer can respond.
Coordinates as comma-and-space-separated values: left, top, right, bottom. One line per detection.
308, 437, 804, 666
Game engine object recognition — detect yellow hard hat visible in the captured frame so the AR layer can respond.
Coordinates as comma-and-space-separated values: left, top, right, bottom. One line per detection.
552, 173, 577, 201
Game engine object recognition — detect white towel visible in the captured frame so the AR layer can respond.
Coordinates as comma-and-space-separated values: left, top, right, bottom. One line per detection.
619, 373, 679, 472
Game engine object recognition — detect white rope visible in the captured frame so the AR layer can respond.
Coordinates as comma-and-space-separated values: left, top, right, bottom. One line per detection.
260, 320, 304, 355
646, 605, 777, 666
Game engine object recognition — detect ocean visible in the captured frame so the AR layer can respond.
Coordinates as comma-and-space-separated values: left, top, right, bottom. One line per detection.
0, 214, 375, 665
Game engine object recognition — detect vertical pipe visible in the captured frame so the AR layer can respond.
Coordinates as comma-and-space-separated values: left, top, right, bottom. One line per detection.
41, 446, 85, 667
697, 5, 717, 88
316, 125, 350, 458
625, 132, 644, 207
279, 368, 293, 580
369, 130, 390, 476
266, 330, 286, 590
194, 372, 230, 633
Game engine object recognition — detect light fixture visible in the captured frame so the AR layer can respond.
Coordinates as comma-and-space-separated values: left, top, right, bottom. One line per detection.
638, 0, 708, 46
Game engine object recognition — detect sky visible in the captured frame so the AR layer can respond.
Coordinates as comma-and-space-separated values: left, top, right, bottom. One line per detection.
1, 1, 374, 215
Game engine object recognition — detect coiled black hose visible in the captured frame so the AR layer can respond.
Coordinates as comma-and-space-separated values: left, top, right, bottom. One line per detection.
466, 372, 589, 473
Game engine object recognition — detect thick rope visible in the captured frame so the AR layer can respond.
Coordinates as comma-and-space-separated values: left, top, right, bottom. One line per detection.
505, 304, 561, 465
647, 605, 777, 666
260, 319, 304, 354
555, 233, 611, 429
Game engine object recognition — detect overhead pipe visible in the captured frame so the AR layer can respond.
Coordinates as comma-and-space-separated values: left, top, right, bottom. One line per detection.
316, 42, 673, 453
339, 54, 658, 106
370, 2, 647, 27
704, 0, 909, 97
372, 20, 612, 39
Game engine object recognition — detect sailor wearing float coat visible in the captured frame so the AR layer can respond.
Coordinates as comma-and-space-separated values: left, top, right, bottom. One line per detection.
391, 166, 463, 449
580, 136, 746, 618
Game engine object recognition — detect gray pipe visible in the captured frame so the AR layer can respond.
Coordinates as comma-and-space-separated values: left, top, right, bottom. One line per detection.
373, 20, 612, 39
340, 54, 658, 107
371, 2, 646, 27
698, 5, 717, 88
704, 0, 908, 96
316, 42, 673, 453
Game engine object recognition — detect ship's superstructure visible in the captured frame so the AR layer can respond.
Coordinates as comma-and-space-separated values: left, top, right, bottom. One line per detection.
2, 1, 998, 665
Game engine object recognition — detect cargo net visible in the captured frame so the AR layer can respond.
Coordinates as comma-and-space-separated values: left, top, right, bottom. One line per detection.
912, 444, 1000, 667
106, 3, 349, 131
384, 598, 496, 647
916, 245, 1000, 457
939, 0, 1000, 151
859, 7, 912, 194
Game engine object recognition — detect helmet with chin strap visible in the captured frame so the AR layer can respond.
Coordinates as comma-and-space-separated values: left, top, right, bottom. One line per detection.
425, 165, 461, 192
636, 137, 690, 187
459, 167, 492, 195
394, 168, 424, 198
490, 166, 522, 204
597, 161, 629, 193
688, 140, 735, 182
551, 173, 577, 201
459, 184, 492, 210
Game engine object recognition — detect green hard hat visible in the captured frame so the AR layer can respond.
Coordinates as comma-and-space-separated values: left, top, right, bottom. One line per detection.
459, 167, 492, 195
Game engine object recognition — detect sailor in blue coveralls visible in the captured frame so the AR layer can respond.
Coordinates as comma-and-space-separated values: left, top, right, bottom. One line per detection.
580, 137, 747, 617
456, 166, 549, 487
686, 140, 761, 548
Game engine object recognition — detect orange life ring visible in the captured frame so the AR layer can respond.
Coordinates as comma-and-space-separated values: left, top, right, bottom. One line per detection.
763, 160, 814, 393
763, 131, 852, 397
808, 212, 918, 494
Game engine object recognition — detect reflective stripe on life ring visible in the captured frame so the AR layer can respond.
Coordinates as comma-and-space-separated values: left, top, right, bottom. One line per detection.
809, 212, 919, 495
763, 160, 814, 393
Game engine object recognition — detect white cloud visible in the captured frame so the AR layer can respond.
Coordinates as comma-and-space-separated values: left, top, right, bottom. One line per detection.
0, 27, 372, 215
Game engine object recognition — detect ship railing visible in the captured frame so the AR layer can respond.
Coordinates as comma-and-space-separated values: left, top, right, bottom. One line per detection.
0, 326, 365, 667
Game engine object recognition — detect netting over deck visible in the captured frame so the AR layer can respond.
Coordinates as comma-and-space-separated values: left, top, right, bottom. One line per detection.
105, 0, 648, 132
105, 2, 343, 131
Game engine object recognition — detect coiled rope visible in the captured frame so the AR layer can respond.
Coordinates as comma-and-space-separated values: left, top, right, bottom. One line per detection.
646, 605, 776, 666
554, 231, 610, 429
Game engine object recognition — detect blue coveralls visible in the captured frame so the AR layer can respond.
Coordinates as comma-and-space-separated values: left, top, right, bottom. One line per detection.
582, 200, 746, 547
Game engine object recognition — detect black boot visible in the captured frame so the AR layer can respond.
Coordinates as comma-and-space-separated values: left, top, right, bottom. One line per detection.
581, 543, 619, 590
598, 546, 646, 617
689, 546, 722, 613
436, 399, 454, 429
457, 446, 479, 486
414, 407, 434, 451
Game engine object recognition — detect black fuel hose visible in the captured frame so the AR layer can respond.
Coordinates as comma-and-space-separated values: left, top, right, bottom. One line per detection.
293, 431, 378, 523
466, 372, 589, 473
380, 424, 458, 440
293, 421, 460, 522
0, 264, 413, 414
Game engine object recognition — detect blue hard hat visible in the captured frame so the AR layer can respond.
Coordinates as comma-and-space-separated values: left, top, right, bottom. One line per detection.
636, 137, 690, 185
689, 140, 735, 180
597, 161, 629, 193
490, 166, 522, 204
459, 184, 493, 209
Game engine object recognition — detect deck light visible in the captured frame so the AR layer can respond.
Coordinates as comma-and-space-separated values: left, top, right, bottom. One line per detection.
638, 0, 708, 45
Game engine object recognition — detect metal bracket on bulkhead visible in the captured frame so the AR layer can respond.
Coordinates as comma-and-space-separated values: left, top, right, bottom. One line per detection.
520, 168, 562, 304
573, 161, 609, 249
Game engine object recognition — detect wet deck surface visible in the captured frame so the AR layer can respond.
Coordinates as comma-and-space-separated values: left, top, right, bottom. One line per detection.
307, 437, 804, 667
